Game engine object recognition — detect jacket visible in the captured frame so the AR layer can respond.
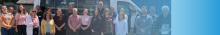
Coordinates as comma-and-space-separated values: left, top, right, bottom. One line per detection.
0, 13, 15, 28
41, 19, 56, 34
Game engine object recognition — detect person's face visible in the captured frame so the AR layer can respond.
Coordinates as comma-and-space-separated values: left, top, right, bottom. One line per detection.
94, 10, 98, 16
19, 5, 24, 11
2, 6, 7, 13
46, 14, 50, 19
162, 8, 169, 15
48, 9, 51, 12
111, 7, 114, 14
120, 9, 125, 13
119, 13, 123, 20
36, 6, 40, 11
32, 9, 37, 16
132, 7, 137, 13
68, 6, 72, 10
83, 9, 88, 15
9, 8, 14, 13
150, 7, 155, 15
72, 9, 78, 15
98, 2, 103, 8
141, 8, 147, 15
104, 11, 109, 16
57, 9, 62, 15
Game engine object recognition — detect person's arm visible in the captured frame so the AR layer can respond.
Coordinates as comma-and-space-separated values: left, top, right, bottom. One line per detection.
68, 17, 74, 29
0, 15, 9, 28
135, 18, 142, 29
143, 17, 153, 30
76, 18, 82, 29
123, 20, 128, 35
26, 16, 34, 27
93, 19, 101, 31
85, 17, 91, 29
52, 20, 56, 34
10, 15, 15, 27
41, 20, 45, 34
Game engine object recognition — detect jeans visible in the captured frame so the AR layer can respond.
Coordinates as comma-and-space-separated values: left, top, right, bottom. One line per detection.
1, 27, 14, 35
45, 33, 53, 35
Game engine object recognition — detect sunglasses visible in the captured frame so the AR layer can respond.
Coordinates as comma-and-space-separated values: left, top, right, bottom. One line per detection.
32, 11, 36, 12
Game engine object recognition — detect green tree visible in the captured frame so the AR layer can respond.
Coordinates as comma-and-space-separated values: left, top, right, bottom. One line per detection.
0, 0, 18, 4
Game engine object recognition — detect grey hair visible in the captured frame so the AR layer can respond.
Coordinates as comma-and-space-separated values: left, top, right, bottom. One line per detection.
151, 6, 155, 9
162, 5, 169, 11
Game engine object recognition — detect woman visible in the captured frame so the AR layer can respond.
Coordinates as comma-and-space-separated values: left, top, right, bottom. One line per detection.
100, 8, 114, 35
80, 8, 91, 35
26, 8, 39, 35
53, 9, 66, 35
0, 5, 15, 35
15, 4, 28, 35
91, 9, 101, 35
9, 7, 15, 16
113, 11, 128, 35
41, 12, 55, 35
45, 7, 52, 13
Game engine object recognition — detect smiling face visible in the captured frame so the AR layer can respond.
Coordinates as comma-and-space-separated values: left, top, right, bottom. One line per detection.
150, 6, 155, 16
19, 5, 24, 12
57, 9, 62, 15
9, 7, 14, 13
98, 1, 103, 8
119, 12, 124, 20
94, 9, 98, 16
31, 9, 37, 16
1, 6, 8, 13
83, 9, 88, 15
46, 14, 50, 19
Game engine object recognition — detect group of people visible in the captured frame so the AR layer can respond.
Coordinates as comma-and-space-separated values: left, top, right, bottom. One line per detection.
0, 1, 171, 35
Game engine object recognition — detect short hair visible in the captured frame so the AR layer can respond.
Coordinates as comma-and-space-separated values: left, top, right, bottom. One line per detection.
72, 8, 78, 11
151, 6, 155, 9
68, 4, 72, 7
162, 5, 169, 11
142, 6, 147, 9
9, 7, 14, 9
103, 8, 110, 14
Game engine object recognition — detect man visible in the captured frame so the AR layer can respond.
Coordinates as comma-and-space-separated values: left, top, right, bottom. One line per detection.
110, 6, 117, 19
36, 5, 43, 35
68, 8, 81, 35
150, 6, 159, 35
65, 4, 73, 35
98, 1, 105, 17
135, 6, 153, 35
155, 5, 171, 35
128, 6, 139, 35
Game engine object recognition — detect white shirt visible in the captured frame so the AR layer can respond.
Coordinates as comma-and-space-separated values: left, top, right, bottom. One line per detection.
130, 14, 137, 28
114, 19, 128, 35
26, 15, 39, 35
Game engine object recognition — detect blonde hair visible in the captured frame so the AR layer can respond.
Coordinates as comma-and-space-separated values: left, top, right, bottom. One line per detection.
118, 11, 125, 21
103, 8, 110, 15
29, 8, 37, 18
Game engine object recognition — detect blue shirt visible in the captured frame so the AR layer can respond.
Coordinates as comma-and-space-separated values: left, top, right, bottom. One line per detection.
46, 21, 50, 32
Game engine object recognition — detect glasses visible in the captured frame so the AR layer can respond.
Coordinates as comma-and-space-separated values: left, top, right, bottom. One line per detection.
32, 11, 36, 12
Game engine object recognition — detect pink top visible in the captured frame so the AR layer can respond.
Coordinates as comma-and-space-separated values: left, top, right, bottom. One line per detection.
15, 13, 28, 25
32, 17, 39, 27
81, 16, 91, 25
68, 15, 81, 29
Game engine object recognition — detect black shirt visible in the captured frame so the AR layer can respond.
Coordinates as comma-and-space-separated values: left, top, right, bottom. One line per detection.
37, 10, 44, 26
98, 7, 104, 17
